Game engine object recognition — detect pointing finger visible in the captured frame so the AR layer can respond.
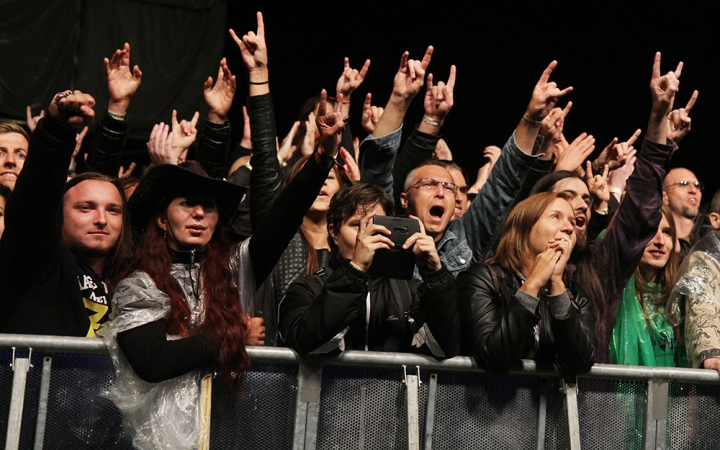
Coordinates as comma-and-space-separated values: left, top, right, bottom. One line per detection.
685, 90, 698, 113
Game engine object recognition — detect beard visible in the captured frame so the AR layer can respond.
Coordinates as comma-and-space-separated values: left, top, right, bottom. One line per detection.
679, 204, 699, 220
66, 240, 113, 259
573, 229, 588, 251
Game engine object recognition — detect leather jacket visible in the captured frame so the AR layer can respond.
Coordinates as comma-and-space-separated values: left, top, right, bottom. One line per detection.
458, 262, 597, 376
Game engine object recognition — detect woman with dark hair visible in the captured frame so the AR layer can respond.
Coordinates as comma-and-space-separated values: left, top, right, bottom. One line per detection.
458, 192, 597, 375
610, 205, 687, 366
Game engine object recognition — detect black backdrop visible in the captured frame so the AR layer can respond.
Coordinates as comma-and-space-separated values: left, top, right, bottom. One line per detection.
1, 0, 718, 200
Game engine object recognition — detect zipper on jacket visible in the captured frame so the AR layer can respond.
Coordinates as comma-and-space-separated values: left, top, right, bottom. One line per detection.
365, 292, 371, 351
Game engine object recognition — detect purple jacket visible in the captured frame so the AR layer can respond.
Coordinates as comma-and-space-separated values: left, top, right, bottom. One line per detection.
591, 137, 676, 363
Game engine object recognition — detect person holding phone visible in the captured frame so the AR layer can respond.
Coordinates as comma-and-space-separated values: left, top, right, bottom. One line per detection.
278, 182, 459, 357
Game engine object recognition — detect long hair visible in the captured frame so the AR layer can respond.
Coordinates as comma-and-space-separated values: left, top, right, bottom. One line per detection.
121, 211, 249, 384
285, 154, 345, 274
636, 205, 681, 341
489, 191, 574, 275
64, 172, 133, 292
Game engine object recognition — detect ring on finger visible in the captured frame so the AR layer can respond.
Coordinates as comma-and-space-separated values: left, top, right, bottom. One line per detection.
54, 90, 73, 104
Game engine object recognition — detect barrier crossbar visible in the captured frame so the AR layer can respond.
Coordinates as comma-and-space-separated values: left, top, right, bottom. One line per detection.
1, 334, 719, 449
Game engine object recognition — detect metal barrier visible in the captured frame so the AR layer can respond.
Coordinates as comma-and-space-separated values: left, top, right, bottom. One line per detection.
1, 334, 720, 449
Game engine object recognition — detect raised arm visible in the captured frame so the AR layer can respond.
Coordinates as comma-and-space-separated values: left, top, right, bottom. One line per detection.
458, 62, 570, 262
195, 58, 236, 179
390, 63, 455, 209
596, 53, 686, 345
85, 43, 141, 176
1, 91, 95, 285
231, 12, 283, 230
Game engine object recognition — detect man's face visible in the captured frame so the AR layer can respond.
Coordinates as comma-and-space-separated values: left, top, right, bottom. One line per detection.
62, 180, 124, 258
448, 168, 468, 220
0, 132, 29, 189
663, 168, 702, 220
401, 165, 456, 241
0, 195, 5, 239
551, 177, 591, 245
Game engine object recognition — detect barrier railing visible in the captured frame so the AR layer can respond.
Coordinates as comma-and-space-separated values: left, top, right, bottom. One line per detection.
2, 334, 719, 449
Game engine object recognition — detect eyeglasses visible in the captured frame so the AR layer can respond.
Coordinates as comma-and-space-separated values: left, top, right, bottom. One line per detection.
412, 178, 459, 195
664, 180, 705, 191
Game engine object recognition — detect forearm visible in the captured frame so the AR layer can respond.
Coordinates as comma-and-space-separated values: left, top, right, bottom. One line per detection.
248, 92, 282, 229
359, 125, 402, 200
391, 124, 439, 211
249, 153, 331, 286
280, 263, 368, 354
373, 95, 411, 138
117, 319, 219, 383
416, 267, 460, 357
84, 114, 127, 177
195, 120, 231, 179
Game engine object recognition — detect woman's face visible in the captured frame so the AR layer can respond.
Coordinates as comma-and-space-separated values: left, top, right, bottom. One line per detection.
157, 196, 219, 251
528, 198, 576, 256
309, 170, 341, 213
639, 213, 673, 280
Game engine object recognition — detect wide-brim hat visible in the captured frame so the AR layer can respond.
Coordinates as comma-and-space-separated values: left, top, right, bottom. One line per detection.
128, 161, 247, 235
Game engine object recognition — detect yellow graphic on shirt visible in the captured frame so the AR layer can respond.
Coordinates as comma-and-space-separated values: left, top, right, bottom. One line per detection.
84, 298, 108, 338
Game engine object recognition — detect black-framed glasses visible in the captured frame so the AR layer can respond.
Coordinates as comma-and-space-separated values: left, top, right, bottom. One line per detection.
412, 178, 459, 195
664, 180, 705, 191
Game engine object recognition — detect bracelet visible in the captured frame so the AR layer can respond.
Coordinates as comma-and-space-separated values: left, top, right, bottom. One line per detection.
107, 110, 126, 121
521, 116, 543, 127
422, 115, 444, 127
249, 80, 269, 85
349, 261, 366, 273
471, 183, 481, 191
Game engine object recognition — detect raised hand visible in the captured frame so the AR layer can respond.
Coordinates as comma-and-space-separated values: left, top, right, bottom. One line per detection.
585, 161, 611, 207
554, 132, 595, 172
403, 216, 442, 271
648, 52, 683, 143
594, 129, 641, 171
147, 122, 174, 165
336, 57, 370, 99
361, 93, 383, 134
277, 121, 300, 162
351, 213, 394, 272
302, 112, 317, 156
204, 57, 236, 124
538, 104, 570, 158
667, 90, 698, 143
26, 106, 45, 133
434, 138, 453, 160
104, 43, 142, 115
230, 11, 267, 86
468, 146, 502, 194
423, 65, 456, 124
315, 89, 345, 159
240, 105, 252, 150
118, 162, 137, 179
392, 46, 433, 101
339, 146, 361, 182
525, 61, 572, 122
49, 90, 96, 128
171, 110, 200, 157
607, 148, 637, 199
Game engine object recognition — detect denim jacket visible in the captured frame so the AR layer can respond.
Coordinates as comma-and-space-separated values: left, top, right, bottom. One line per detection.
359, 125, 403, 202
436, 132, 542, 277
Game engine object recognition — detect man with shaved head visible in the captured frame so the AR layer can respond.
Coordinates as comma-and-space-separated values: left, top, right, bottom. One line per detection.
663, 167, 706, 256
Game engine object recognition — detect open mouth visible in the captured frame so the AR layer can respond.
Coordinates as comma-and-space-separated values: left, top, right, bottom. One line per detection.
429, 205, 445, 220
575, 215, 586, 230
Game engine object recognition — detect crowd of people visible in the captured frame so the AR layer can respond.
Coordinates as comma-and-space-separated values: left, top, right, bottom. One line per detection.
1, 10, 719, 449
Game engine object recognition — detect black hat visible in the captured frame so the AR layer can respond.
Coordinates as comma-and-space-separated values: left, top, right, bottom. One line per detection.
128, 161, 247, 235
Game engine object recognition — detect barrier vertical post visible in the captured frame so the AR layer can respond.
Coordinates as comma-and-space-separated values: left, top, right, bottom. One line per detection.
293, 363, 322, 450
404, 365, 420, 450
535, 378, 548, 450
423, 373, 438, 450
642, 379, 668, 450
32, 356, 52, 450
562, 379, 582, 450
5, 347, 32, 450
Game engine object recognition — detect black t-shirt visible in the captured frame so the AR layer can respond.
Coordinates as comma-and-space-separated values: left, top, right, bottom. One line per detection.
75, 255, 110, 337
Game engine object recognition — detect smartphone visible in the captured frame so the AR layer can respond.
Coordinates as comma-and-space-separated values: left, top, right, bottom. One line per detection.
367, 216, 420, 279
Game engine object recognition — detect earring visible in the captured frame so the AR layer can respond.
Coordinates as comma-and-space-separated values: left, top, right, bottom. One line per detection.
164, 230, 167, 240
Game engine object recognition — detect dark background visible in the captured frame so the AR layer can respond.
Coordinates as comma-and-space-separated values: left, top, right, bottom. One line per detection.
1, 0, 717, 201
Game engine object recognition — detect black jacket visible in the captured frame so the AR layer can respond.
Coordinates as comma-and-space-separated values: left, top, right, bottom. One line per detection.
278, 255, 459, 357
457, 262, 596, 375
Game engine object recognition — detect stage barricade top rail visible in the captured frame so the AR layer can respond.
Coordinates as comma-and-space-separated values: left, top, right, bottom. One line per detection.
1, 334, 720, 450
